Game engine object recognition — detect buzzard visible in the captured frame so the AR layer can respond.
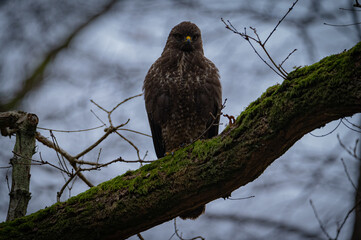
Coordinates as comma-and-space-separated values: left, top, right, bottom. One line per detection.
143, 21, 222, 219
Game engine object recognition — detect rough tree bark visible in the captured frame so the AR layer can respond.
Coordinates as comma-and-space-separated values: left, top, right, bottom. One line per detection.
351, 119, 361, 240
0, 111, 38, 222
1, 42, 361, 240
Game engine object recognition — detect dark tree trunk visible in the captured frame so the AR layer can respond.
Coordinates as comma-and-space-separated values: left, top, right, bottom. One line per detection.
351, 119, 361, 240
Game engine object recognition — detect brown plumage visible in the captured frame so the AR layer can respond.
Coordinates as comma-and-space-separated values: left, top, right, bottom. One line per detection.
143, 21, 222, 219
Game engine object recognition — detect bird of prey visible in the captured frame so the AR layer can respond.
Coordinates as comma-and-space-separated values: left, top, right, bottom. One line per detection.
143, 21, 222, 219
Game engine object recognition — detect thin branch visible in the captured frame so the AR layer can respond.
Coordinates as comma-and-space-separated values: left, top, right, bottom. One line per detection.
310, 199, 358, 240
57, 170, 79, 202
337, 134, 359, 160
90, 109, 107, 126
280, 49, 297, 68
50, 130, 70, 174
36, 152, 70, 174
115, 131, 142, 161
90, 93, 142, 127
334, 203, 359, 239
75, 156, 153, 166
309, 200, 332, 239
228, 195, 255, 200
264, 0, 299, 45
309, 119, 342, 137
119, 128, 152, 138
221, 0, 299, 79
344, 117, 361, 129
340, 7, 361, 11
35, 132, 93, 187
342, 118, 361, 133
173, 218, 204, 240
0, 165, 11, 169
109, 93, 143, 114
74, 123, 127, 159
340, 158, 357, 191
324, 22, 361, 27
37, 124, 105, 133
221, 18, 285, 79
137, 233, 145, 240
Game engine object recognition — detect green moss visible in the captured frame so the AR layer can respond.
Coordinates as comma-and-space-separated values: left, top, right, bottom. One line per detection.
18, 221, 34, 232
67, 185, 101, 204
191, 137, 222, 161
234, 42, 361, 139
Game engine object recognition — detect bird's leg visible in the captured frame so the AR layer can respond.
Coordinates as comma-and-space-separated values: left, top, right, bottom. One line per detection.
223, 114, 236, 127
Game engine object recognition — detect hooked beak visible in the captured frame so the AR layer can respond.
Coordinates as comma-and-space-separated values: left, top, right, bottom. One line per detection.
185, 36, 191, 43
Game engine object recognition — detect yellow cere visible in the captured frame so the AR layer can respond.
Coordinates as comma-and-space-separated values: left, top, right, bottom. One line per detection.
186, 36, 191, 41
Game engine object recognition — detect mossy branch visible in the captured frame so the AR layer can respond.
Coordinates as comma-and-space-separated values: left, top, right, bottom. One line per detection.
1, 42, 361, 240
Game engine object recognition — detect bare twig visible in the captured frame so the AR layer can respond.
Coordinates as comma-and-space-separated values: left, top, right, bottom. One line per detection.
115, 131, 142, 160
264, 0, 299, 45
75, 122, 129, 159
280, 49, 297, 68
57, 170, 79, 202
309, 119, 342, 137
50, 131, 70, 174
334, 203, 359, 239
137, 233, 145, 240
340, 158, 357, 191
90, 109, 107, 126
109, 93, 143, 113
342, 119, 361, 133
35, 93, 148, 201
310, 199, 359, 240
309, 200, 332, 239
337, 134, 360, 160
36, 132, 93, 187
344, 117, 361, 130
172, 218, 204, 240
340, 7, 361, 11
0, 165, 11, 169
37, 124, 105, 133
119, 128, 151, 138
221, 18, 285, 79
221, 0, 299, 79
12, 151, 70, 174
228, 195, 255, 200
90, 93, 143, 127
324, 22, 361, 27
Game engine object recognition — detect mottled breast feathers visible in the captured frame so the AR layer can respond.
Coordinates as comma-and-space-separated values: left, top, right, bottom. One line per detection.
143, 21, 222, 160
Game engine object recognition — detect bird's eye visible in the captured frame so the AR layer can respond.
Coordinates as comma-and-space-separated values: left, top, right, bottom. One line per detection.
193, 34, 199, 41
173, 33, 183, 41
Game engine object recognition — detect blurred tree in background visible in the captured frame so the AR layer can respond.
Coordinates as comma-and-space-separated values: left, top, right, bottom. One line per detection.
0, 0, 360, 239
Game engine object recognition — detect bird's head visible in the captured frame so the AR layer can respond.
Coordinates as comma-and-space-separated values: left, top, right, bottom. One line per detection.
165, 21, 203, 53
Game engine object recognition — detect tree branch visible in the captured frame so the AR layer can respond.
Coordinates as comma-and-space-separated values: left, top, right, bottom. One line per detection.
1, 42, 361, 240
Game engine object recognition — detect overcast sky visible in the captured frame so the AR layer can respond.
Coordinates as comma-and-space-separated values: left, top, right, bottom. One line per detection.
0, 1, 360, 239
